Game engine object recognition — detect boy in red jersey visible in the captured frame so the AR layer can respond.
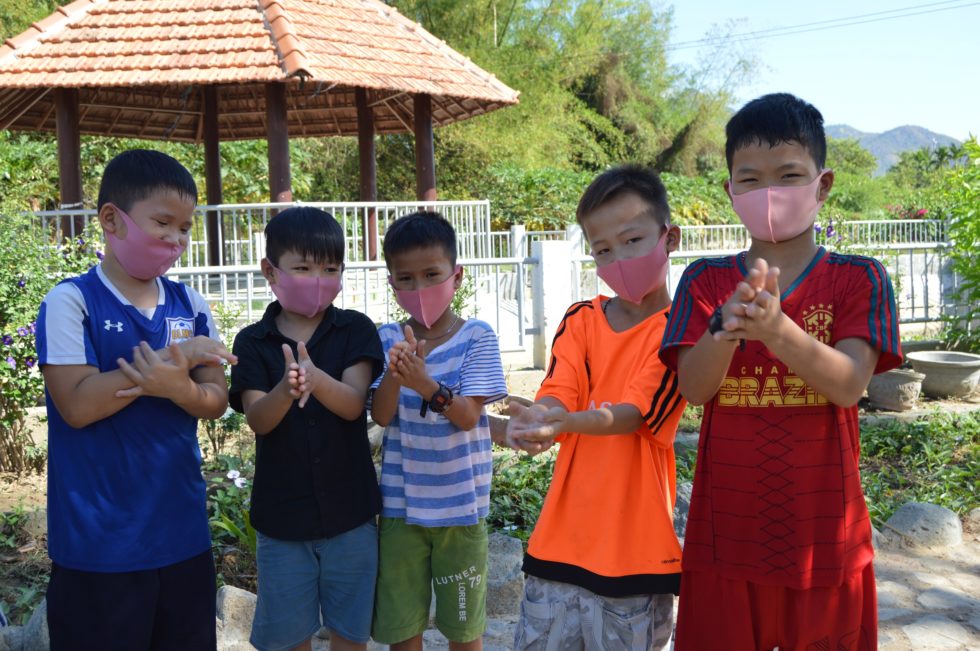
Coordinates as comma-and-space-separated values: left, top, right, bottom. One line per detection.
660, 93, 902, 651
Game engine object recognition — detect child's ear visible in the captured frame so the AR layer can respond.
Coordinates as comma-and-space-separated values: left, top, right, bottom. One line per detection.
664, 224, 681, 254
723, 179, 735, 205
99, 204, 123, 236
260, 258, 276, 283
453, 265, 464, 290
817, 169, 835, 202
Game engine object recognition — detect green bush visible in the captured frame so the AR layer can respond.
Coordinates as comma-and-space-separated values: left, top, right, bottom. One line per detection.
0, 205, 100, 473
940, 138, 980, 352
488, 448, 556, 542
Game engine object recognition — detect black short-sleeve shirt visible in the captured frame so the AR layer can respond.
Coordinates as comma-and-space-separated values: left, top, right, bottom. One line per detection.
229, 302, 384, 541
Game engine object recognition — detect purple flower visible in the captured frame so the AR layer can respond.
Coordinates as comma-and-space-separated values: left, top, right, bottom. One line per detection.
825, 225, 835, 238
17, 327, 28, 337
28, 322, 36, 334
17, 277, 25, 288
2, 335, 12, 346
77, 237, 85, 246
5, 356, 15, 370
814, 223, 823, 234
96, 250, 105, 260
25, 357, 35, 368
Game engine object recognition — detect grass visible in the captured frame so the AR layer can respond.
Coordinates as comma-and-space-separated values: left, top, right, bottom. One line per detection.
860, 410, 979, 526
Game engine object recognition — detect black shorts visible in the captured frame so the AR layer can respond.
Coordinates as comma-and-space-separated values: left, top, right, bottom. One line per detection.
46, 549, 217, 651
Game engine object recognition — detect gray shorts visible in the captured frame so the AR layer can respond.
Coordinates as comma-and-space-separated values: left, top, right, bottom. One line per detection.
514, 575, 674, 650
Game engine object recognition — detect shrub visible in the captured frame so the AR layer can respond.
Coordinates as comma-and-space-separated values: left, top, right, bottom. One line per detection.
0, 204, 100, 473
940, 138, 980, 352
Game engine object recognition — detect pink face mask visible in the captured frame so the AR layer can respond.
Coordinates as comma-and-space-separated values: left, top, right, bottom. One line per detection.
729, 171, 828, 243
104, 205, 186, 280
596, 231, 669, 304
390, 266, 462, 328
268, 263, 342, 319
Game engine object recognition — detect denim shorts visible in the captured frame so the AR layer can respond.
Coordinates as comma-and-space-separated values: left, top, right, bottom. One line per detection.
250, 520, 378, 651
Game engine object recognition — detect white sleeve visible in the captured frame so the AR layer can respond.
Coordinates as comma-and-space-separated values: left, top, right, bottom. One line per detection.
186, 286, 222, 343
38, 283, 90, 366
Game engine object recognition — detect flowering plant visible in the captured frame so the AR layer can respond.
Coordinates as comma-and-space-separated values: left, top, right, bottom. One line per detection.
0, 203, 101, 473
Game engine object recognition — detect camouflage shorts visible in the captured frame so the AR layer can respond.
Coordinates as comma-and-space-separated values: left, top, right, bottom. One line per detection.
513, 575, 675, 650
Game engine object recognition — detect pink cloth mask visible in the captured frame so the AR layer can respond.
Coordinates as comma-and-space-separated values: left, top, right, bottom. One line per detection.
104, 205, 186, 280
269, 263, 342, 319
390, 266, 462, 328
729, 171, 828, 243
596, 231, 669, 304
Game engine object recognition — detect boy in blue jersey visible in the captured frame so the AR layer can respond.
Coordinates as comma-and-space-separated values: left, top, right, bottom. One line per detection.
229, 207, 384, 651
36, 149, 236, 651
370, 212, 507, 651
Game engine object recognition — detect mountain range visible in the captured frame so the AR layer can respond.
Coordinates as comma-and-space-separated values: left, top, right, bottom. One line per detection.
825, 124, 962, 176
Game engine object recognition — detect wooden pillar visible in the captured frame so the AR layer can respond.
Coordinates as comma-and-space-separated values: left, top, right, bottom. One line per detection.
55, 88, 84, 240
265, 82, 292, 203
203, 85, 223, 266
356, 88, 378, 260
413, 93, 436, 202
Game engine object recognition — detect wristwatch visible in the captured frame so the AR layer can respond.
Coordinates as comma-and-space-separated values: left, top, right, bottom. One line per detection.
420, 383, 454, 417
708, 305, 725, 335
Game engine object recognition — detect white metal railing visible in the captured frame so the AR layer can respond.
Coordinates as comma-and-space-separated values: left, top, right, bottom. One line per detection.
29, 208, 957, 342
31, 200, 492, 267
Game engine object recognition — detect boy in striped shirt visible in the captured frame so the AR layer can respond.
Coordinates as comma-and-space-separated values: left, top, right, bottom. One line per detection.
370, 211, 507, 651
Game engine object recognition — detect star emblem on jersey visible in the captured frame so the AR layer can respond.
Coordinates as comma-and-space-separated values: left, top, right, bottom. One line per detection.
801, 304, 833, 344
104, 320, 124, 332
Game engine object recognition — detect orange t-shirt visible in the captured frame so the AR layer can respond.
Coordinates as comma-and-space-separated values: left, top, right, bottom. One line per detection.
524, 297, 686, 597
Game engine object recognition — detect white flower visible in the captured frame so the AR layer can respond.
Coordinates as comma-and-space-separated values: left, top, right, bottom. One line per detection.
234, 477, 248, 489
226, 469, 241, 480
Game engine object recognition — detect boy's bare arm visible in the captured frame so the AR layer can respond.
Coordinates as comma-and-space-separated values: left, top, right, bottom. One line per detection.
676, 335, 739, 405
306, 359, 374, 421
370, 371, 400, 427
240, 344, 304, 435
42, 365, 143, 428
116, 343, 227, 419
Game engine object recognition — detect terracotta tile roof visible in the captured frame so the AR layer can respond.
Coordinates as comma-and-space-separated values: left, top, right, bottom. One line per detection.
0, 0, 518, 140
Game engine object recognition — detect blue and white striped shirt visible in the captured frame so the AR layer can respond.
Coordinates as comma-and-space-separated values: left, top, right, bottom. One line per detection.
373, 319, 507, 527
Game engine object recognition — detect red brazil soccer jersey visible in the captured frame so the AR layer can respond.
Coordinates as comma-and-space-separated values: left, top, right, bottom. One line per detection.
660, 248, 901, 589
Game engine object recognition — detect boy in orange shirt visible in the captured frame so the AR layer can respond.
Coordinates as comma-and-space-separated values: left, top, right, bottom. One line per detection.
507, 165, 686, 650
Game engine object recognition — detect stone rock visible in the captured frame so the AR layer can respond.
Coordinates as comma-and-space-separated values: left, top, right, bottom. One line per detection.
915, 586, 976, 611
0, 625, 23, 651
21, 508, 47, 540
877, 580, 917, 608
885, 502, 962, 549
216, 585, 257, 644
486, 533, 524, 617
878, 607, 914, 622
902, 615, 971, 649
673, 482, 693, 541
22, 598, 48, 651
871, 525, 885, 550
967, 506, 980, 531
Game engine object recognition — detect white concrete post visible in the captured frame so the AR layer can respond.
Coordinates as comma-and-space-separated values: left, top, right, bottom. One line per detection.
510, 224, 527, 258
565, 223, 585, 255
532, 239, 574, 370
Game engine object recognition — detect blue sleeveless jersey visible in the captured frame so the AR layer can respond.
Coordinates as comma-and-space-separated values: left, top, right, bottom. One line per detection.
37, 267, 212, 571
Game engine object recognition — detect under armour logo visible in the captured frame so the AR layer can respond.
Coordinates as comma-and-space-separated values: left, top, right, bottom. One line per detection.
104, 320, 124, 332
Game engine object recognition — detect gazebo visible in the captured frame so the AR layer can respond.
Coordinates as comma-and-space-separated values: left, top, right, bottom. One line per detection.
0, 0, 519, 260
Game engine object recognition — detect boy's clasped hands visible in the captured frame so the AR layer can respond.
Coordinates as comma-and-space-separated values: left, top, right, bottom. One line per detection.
115, 336, 237, 399
385, 325, 431, 395
714, 257, 785, 345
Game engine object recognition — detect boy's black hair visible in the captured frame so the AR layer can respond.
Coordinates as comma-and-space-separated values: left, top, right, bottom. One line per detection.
382, 211, 457, 268
576, 164, 671, 226
725, 93, 827, 172
96, 149, 198, 212
264, 206, 345, 267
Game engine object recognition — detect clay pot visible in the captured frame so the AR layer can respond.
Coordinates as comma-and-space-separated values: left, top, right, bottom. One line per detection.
866, 368, 926, 411
906, 351, 980, 398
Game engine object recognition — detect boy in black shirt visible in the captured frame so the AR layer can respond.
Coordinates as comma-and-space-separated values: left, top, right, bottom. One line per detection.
230, 207, 384, 651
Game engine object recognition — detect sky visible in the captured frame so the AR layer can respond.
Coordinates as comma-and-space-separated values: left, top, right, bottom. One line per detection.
665, 0, 979, 140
